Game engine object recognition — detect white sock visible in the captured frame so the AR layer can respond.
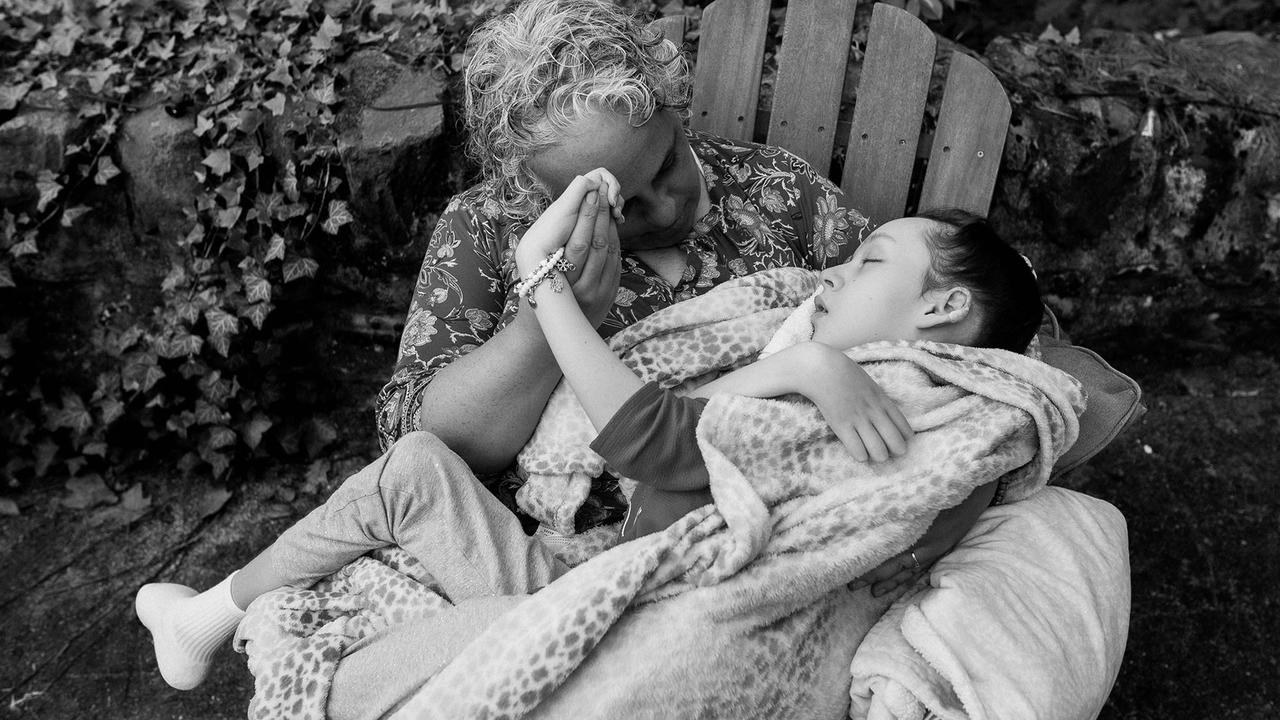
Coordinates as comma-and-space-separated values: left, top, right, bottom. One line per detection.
135, 572, 246, 690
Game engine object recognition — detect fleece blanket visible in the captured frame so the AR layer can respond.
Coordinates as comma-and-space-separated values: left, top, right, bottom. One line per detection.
237, 267, 1085, 719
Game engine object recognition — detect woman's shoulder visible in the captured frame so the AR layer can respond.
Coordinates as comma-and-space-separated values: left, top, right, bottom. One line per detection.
688, 129, 814, 172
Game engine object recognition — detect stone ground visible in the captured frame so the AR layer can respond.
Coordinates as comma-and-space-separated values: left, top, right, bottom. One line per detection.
1, 329, 1277, 719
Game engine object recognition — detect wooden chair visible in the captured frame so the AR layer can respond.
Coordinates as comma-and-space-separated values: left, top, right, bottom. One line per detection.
651, 0, 1010, 224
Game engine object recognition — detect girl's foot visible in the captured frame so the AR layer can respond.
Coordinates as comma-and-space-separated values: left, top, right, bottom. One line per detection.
135, 574, 245, 690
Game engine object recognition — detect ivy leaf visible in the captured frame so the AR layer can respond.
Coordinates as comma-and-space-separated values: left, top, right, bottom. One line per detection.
60, 205, 91, 227
0, 262, 13, 288
244, 146, 263, 172
197, 487, 233, 518
203, 148, 232, 176
281, 161, 299, 201
205, 307, 240, 337
0, 498, 18, 517
242, 301, 273, 329
320, 199, 353, 234
161, 263, 187, 292
313, 15, 343, 51
208, 333, 231, 357
240, 413, 273, 450
265, 234, 286, 262
99, 397, 125, 425
148, 35, 176, 60
310, 76, 337, 105
263, 93, 287, 117
194, 399, 229, 425
205, 424, 237, 449
0, 82, 32, 111
244, 273, 272, 303
36, 170, 62, 212
282, 257, 318, 283
94, 156, 121, 185
215, 206, 243, 228
195, 114, 215, 137
371, 0, 394, 18
54, 392, 93, 433
158, 332, 203, 358
33, 440, 58, 477
10, 236, 37, 258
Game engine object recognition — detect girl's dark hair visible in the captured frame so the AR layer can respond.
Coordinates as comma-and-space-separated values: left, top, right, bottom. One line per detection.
914, 209, 1042, 353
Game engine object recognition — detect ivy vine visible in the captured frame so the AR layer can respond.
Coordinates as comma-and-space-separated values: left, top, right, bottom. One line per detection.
0, 0, 504, 485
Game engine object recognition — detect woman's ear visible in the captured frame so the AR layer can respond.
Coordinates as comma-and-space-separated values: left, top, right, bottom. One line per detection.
917, 287, 973, 329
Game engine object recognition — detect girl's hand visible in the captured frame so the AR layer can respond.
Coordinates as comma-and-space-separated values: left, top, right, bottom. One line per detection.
796, 343, 913, 462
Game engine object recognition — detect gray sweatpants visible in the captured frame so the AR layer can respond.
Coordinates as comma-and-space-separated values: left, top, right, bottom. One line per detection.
266, 431, 569, 719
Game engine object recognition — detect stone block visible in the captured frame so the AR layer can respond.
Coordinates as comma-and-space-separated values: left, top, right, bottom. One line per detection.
0, 93, 78, 203
117, 105, 201, 238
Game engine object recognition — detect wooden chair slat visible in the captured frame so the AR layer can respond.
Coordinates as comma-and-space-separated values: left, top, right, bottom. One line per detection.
840, 3, 935, 224
689, 0, 771, 142
918, 52, 1011, 216
649, 15, 686, 48
767, 0, 860, 172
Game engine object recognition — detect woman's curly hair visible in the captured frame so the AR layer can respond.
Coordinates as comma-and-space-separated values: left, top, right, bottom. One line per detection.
464, 0, 692, 220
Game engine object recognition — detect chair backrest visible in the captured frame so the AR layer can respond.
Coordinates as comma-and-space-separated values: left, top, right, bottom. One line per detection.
651, 0, 1011, 223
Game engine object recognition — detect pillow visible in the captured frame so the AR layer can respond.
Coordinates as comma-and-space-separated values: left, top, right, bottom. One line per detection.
1038, 309, 1145, 477
850, 486, 1132, 720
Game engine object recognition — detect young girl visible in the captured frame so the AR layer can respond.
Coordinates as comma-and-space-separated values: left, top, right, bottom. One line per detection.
135, 170, 1041, 692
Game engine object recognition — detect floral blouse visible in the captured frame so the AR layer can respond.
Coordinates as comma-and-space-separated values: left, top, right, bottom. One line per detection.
375, 130, 872, 453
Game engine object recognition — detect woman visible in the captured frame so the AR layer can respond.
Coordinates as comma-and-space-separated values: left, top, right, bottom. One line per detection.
374, 0, 992, 568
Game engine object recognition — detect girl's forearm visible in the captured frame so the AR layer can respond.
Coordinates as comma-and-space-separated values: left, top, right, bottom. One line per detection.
691, 343, 824, 399
528, 275, 643, 431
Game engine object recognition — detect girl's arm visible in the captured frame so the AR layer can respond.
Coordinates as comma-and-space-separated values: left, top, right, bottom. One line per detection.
692, 342, 914, 462
515, 172, 642, 432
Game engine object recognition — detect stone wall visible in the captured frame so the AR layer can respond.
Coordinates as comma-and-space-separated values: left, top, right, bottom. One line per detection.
3, 28, 1278, 392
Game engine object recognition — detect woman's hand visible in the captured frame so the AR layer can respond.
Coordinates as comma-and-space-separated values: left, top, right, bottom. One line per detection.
516, 169, 624, 326
792, 343, 913, 463
850, 480, 998, 596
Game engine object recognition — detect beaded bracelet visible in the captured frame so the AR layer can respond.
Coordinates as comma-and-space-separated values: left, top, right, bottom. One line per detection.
515, 248, 576, 308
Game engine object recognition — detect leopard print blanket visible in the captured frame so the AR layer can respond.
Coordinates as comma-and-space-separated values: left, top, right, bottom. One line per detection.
237, 267, 1084, 719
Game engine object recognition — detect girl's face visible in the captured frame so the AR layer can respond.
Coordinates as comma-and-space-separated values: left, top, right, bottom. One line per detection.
810, 217, 939, 349
527, 109, 706, 251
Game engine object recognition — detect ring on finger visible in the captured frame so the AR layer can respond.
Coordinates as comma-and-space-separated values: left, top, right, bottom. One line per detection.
910, 550, 921, 572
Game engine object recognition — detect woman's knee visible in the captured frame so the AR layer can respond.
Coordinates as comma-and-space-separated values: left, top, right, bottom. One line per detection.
379, 431, 474, 492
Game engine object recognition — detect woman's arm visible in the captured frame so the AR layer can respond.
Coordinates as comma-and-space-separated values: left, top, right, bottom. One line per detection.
377, 185, 624, 473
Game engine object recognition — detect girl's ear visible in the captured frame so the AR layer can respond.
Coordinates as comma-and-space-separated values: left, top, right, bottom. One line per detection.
917, 287, 973, 329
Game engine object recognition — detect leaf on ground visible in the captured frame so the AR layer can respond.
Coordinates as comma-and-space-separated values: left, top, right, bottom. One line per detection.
62, 474, 117, 510
312, 16, 343, 51
203, 148, 232, 176
197, 487, 233, 519
0, 498, 19, 517
303, 458, 330, 494
0, 82, 32, 111
304, 418, 338, 459
91, 483, 151, 525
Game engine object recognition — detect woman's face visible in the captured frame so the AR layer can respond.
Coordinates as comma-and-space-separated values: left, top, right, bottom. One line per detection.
810, 217, 938, 349
527, 109, 705, 251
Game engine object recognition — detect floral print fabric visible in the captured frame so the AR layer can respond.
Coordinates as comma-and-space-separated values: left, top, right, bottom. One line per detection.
375, 130, 871, 456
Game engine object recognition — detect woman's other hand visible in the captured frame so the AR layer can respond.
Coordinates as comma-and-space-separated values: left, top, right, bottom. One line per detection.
795, 342, 913, 463
850, 479, 998, 596
517, 169, 623, 326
